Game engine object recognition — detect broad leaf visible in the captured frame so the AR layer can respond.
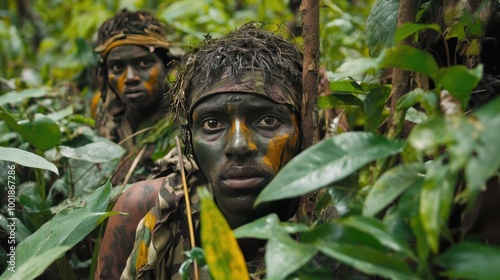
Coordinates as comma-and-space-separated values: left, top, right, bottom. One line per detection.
419, 156, 457, 253
234, 214, 309, 240
256, 132, 405, 204
16, 114, 61, 151
266, 229, 317, 280
340, 215, 415, 259
364, 162, 424, 216
0, 88, 48, 106
434, 242, 500, 280
0, 246, 70, 280
380, 45, 439, 76
366, 0, 398, 56
58, 141, 125, 163
12, 181, 111, 270
318, 93, 364, 109
198, 187, 249, 280
394, 23, 441, 44
465, 96, 500, 201
0, 146, 59, 175
433, 65, 483, 108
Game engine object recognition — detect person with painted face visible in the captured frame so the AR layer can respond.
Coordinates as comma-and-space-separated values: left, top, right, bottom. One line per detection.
95, 23, 304, 279
94, 9, 179, 185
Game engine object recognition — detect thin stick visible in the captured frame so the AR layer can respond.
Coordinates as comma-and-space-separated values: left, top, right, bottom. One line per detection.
175, 136, 199, 280
119, 146, 146, 192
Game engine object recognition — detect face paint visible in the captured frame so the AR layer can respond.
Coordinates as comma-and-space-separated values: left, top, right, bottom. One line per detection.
106, 45, 167, 110
190, 93, 300, 226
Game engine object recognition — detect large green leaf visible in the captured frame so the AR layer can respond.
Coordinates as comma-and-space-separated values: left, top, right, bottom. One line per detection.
58, 141, 125, 163
394, 23, 442, 44
380, 45, 440, 76
266, 229, 317, 280
0, 88, 49, 106
340, 216, 416, 259
364, 163, 424, 216
366, 0, 398, 56
433, 65, 483, 108
198, 187, 249, 280
419, 156, 457, 253
2, 181, 111, 278
0, 147, 59, 175
233, 214, 309, 240
2, 246, 70, 280
15, 114, 61, 151
465, 97, 500, 200
434, 242, 500, 280
256, 132, 405, 204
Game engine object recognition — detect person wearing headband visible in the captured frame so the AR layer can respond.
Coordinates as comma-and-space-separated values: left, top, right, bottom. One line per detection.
95, 23, 304, 279
93, 9, 180, 185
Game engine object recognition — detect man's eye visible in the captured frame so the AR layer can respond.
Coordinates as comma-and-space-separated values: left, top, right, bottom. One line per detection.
139, 60, 153, 68
111, 64, 123, 72
257, 116, 279, 127
202, 119, 224, 130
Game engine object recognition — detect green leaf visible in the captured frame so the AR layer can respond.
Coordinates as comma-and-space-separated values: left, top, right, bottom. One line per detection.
16, 114, 61, 151
318, 94, 364, 109
0, 146, 59, 175
433, 65, 483, 108
0, 246, 71, 280
317, 241, 416, 280
364, 163, 424, 216
256, 132, 405, 204
408, 116, 447, 154
364, 86, 390, 132
394, 23, 442, 44
380, 45, 439, 76
330, 57, 380, 81
419, 157, 457, 253
340, 215, 415, 259
266, 229, 317, 280
434, 242, 500, 280
234, 214, 309, 240
58, 141, 125, 163
465, 97, 500, 200
366, 0, 399, 56
198, 187, 249, 280
46, 106, 74, 121
13, 181, 111, 268
0, 88, 49, 106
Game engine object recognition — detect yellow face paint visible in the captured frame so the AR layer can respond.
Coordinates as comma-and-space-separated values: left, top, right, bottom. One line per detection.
144, 67, 160, 96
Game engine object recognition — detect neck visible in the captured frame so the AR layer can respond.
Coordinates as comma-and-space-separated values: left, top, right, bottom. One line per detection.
126, 102, 161, 131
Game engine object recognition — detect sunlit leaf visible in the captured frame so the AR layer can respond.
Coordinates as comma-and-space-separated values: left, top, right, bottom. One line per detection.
318, 94, 363, 109
434, 242, 500, 280
256, 132, 405, 204
364, 163, 424, 216
58, 141, 125, 163
419, 157, 457, 253
234, 214, 309, 240
0, 246, 70, 280
0, 146, 58, 175
198, 187, 249, 280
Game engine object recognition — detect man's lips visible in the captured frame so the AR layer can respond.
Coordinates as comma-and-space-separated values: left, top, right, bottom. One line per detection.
220, 167, 269, 190
124, 88, 146, 98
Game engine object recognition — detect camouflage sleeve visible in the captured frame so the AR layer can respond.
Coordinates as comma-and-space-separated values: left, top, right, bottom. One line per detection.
121, 153, 200, 279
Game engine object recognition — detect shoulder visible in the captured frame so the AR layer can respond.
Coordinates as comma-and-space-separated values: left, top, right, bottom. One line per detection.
114, 177, 165, 213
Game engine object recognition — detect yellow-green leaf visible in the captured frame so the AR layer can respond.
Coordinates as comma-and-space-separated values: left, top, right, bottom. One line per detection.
198, 187, 249, 280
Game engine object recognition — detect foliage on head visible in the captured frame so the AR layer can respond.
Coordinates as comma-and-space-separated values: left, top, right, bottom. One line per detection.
169, 22, 303, 148
95, 9, 173, 102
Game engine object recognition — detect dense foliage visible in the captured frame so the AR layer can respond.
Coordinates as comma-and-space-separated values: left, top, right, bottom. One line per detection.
1, 0, 499, 280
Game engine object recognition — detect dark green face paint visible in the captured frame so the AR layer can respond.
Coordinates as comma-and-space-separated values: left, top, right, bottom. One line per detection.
191, 93, 300, 225
106, 45, 167, 110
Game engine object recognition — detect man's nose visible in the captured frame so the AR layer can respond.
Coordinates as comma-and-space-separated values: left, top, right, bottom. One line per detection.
224, 120, 257, 158
124, 65, 140, 84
